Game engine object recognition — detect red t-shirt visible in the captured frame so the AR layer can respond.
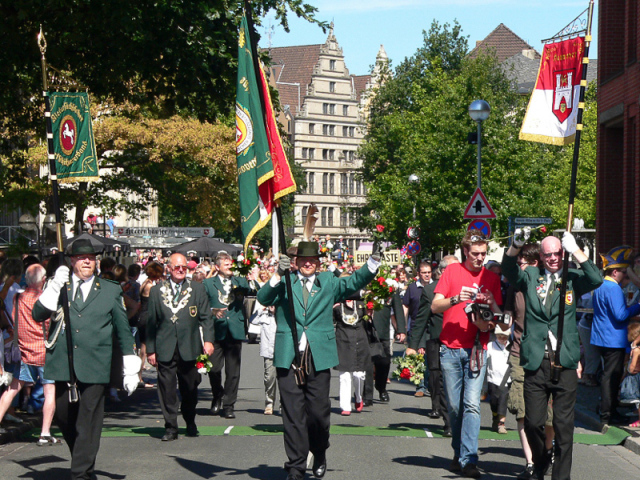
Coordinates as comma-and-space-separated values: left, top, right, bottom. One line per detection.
434, 262, 503, 349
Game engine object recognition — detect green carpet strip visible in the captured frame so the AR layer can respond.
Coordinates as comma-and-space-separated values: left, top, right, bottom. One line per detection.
23, 425, 630, 445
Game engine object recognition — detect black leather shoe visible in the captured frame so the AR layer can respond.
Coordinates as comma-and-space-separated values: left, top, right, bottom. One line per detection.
161, 432, 178, 442
286, 471, 304, 480
443, 426, 452, 437
379, 391, 390, 402
363, 399, 374, 407
428, 409, 441, 418
186, 424, 199, 437
222, 407, 235, 419
312, 453, 327, 478
210, 397, 223, 415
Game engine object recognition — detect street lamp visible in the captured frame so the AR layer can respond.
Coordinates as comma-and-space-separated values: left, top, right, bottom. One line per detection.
468, 100, 491, 189
19, 213, 39, 253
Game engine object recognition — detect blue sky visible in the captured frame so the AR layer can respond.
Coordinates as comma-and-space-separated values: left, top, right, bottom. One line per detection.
261, 1, 598, 76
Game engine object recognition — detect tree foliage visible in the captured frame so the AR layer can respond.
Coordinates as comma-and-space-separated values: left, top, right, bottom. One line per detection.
0, 1, 323, 231
357, 20, 595, 253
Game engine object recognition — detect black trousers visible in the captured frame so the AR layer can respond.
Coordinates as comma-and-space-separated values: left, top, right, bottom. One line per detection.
426, 339, 450, 428
209, 337, 242, 408
54, 381, 106, 480
524, 358, 577, 480
595, 346, 626, 422
364, 338, 391, 400
488, 383, 509, 417
157, 346, 201, 433
277, 356, 331, 476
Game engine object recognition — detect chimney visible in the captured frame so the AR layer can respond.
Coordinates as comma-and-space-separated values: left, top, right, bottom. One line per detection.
522, 49, 537, 60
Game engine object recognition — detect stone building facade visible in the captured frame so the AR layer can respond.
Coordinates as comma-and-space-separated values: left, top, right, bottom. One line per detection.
267, 25, 387, 253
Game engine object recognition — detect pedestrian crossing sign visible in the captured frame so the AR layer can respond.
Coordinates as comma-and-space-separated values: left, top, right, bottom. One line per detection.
463, 188, 496, 219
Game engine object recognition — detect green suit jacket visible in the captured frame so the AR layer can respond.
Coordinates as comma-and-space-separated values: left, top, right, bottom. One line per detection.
257, 265, 376, 371
502, 253, 602, 370
32, 277, 135, 384
372, 292, 406, 341
203, 275, 257, 341
146, 279, 214, 363
408, 281, 443, 349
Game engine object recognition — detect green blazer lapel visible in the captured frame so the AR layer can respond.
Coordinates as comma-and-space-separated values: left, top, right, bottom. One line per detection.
82, 277, 101, 310
292, 276, 305, 311
306, 277, 321, 311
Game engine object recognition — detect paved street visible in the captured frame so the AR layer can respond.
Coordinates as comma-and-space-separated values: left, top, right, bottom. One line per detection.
2, 343, 640, 479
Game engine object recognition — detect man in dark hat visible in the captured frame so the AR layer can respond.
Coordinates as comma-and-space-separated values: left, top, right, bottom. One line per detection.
257, 240, 380, 480
32, 238, 140, 480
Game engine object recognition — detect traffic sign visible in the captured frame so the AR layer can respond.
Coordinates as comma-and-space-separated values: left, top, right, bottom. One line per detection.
463, 188, 496, 219
467, 219, 491, 237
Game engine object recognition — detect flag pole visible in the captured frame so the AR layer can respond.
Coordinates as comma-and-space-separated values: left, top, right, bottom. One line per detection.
243, 4, 305, 383
551, 0, 594, 383
38, 27, 80, 402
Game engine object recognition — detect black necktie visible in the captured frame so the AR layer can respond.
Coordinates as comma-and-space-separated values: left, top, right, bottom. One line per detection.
74, 280, 85, 308
302, 279, 310, 307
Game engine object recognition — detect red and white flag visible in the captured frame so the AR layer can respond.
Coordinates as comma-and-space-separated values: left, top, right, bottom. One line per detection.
519, 37, 585, 145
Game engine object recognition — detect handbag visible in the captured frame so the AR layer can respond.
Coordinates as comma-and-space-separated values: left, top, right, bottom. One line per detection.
368, 324, 386, 361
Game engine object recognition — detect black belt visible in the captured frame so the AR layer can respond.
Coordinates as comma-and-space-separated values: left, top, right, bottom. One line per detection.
543, 351, 551, 359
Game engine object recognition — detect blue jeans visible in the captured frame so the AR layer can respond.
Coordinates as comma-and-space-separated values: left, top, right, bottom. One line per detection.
440, 345, 487, 468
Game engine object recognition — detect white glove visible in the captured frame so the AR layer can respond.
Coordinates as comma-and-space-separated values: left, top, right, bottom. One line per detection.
513, 227, 531, 248
0, 370, 13, 387
122, 355, 142, 396
38, 266, 70, 311
562, 231, 580, 254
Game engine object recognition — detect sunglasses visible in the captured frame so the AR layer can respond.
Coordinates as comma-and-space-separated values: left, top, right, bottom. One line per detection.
172, 265, 188, 271
470, 235, 487, 242
542, 251, 562, 259
517, 262, 529, 267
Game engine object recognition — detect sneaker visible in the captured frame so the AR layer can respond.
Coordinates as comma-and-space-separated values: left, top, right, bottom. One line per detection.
497, 422, 507, 434
37, 435, 63, 446
355, 401, 363, 413
264, 405, 273, 415
517, 464, 535, 480
461, 463, 481, 478
449, 456, 461, 473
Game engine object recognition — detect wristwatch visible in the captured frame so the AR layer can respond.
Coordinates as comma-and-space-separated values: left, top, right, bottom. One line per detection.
450, 295, 460, 306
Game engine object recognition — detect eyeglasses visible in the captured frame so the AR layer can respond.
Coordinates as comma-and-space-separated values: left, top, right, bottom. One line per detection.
172, 265, 187, 271
517, 262, 529, 267
542, 251, 562, 259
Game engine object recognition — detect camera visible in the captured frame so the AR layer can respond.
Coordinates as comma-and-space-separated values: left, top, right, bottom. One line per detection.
464, 303, 504, 330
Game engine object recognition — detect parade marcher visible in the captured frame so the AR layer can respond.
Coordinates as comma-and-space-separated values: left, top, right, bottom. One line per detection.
32, 239, 140, 479
203, 252, 258, 419
486, 323, 511, 434
591, 246, 640, 426
502, 230, 602, 480
503, 243, 554, 480
257, 240, 379, 480
146, 253, 214, 441
333, 287, 369, 415
406, 255, 459, 436
431, 231, 503, 478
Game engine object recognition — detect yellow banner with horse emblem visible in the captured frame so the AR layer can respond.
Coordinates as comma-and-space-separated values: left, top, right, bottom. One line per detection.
49, 92, 99, 183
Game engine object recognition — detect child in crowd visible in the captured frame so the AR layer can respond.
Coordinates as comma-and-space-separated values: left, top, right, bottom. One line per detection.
620, 322, 640, 428
487, 323, 511, 434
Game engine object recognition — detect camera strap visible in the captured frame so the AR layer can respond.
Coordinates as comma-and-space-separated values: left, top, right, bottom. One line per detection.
469, 331, 484, 374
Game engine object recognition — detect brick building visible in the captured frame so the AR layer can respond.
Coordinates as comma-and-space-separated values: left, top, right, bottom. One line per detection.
597, 1, 640, 252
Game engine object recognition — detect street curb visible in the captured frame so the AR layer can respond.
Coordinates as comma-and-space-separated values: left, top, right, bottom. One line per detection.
575, 400, 640, 457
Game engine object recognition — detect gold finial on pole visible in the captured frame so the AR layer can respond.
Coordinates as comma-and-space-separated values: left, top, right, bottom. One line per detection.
38, 25, 48, 91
